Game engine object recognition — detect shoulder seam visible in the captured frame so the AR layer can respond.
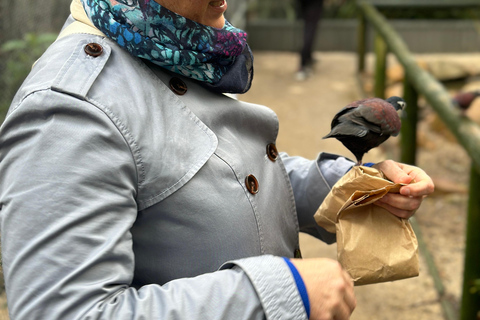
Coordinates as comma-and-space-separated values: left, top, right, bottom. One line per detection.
85, 96, 145, 186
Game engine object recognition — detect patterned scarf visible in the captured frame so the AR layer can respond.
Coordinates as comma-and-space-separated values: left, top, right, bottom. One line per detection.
81, 0, 253, 93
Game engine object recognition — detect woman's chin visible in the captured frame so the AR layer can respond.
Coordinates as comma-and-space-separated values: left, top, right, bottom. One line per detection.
206, 0, 227, 28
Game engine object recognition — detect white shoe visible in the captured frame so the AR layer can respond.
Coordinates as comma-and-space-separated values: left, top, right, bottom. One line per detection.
296, 70, 308, 81
295, 67, 313, 81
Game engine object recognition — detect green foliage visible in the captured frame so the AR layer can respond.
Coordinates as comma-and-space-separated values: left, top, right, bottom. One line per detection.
0, 33, 57, 124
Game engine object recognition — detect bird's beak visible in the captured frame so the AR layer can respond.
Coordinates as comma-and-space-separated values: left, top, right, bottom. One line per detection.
396, 101, 407, 118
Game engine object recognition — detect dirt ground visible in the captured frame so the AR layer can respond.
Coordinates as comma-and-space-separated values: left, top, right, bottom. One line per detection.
0, 52, 469, 320
240, 51, 469, 320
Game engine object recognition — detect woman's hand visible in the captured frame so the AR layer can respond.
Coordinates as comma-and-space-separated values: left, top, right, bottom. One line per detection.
290, 258, 356, 320
372, 160, 435, 219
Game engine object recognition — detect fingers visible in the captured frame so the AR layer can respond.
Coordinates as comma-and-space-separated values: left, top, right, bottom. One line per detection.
375, 193, 424, 219
370, 160, 434, 219
374, 160, 435, 197
399, 178, 434, 197
332, 271, 356, 320
375, 199, 416, 219
395, 163, 434, 196
342, 270, 356, 311
334, 301, 354, 320
373, 160, 413, 185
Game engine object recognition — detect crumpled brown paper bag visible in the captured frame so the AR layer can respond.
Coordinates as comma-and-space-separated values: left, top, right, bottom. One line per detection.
314, 166, 419, 286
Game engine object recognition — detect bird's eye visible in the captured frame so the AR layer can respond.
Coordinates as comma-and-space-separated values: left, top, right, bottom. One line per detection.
398, 101, 406, 109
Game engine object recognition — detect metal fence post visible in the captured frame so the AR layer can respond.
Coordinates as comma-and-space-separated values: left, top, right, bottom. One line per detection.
374, 32, 387, 99
460, 165, 480, 320
400, 77, 418, 165
357, 11, 367, 73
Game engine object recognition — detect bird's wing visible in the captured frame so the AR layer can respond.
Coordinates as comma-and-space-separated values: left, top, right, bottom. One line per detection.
330, 106, 355, 128
330, 98, 383, 128
352, 104, 401, 136
335, 105, 382, 135
323, 121, 369, 138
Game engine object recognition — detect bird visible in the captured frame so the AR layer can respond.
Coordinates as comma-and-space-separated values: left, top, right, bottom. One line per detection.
323, 96, 406, 166
452, 90, 480, 116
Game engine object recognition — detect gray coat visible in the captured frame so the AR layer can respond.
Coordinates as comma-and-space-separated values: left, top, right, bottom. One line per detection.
0, 31, 353, 320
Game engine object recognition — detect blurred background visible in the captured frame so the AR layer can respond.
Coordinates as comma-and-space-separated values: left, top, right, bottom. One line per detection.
1, 0, 480, 319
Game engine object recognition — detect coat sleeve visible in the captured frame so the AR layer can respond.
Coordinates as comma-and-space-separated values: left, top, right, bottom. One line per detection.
0, 90, 307, 320
280, 152, 354, 243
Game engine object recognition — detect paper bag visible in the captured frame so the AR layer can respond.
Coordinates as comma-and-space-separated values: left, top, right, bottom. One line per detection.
314, 166, 419, 286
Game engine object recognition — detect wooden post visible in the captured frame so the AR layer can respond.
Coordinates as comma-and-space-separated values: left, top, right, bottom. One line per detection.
460, 165, 480, 320
374, 32, 387, 99
357, 11, 367, 73
400, 77, 418, 165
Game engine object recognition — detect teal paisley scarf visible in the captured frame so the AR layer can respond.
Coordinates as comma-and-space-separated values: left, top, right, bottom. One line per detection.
81, 0, 253, 93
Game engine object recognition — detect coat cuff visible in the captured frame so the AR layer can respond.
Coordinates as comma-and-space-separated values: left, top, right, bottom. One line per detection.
221, 255, 308, 320
316, 152, 355, 187
282, 257, 310, 319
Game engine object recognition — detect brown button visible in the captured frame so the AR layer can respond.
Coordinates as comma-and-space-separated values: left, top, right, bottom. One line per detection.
294, 248, 302, 258
245, 174, 259, 195
266, 143, 279, 161
84, 43, 103, 57
169, 77, 188, 95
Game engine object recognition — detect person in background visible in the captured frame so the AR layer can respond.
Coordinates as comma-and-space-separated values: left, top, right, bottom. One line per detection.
296, 0, 324, 80
0, 0, 434, 319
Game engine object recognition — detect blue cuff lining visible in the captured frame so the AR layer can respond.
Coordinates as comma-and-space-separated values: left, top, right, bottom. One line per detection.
282, 257, 310, 319
347, 162, 375, 172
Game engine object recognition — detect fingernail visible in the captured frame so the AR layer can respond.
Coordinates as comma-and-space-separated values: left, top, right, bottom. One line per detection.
402, 188, 411, 196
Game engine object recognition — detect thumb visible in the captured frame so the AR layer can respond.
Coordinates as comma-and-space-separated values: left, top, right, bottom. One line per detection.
374, 160, 413, 185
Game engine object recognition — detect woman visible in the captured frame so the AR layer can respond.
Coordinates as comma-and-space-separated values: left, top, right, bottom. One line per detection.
0, 0, 433, 319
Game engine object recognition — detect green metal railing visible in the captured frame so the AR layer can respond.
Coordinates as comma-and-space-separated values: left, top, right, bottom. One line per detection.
356, 2, 480, 320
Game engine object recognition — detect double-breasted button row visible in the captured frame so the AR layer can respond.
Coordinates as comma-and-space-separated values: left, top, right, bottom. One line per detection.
244, 143, 279, 194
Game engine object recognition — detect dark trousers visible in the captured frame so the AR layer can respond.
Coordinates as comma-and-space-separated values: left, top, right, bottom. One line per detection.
298, 0, 324, 68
